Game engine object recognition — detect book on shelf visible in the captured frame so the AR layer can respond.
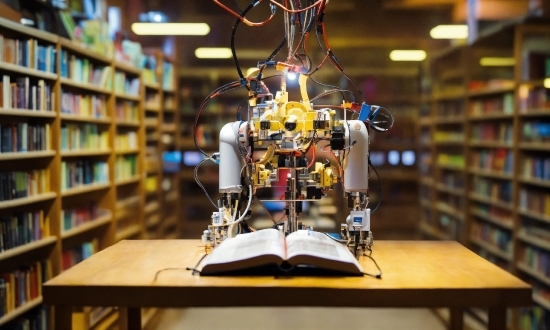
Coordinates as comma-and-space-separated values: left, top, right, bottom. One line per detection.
0, 76, 53, 111
115, 132, 138, 150
60, 161, 109, 191
115, 101, 138, 121
60, 123, 108, 151
473, 177, 512, 203
62, 239, 98, 271
0, 260, 51, 317
61, 204, 109, 232
523, 156, 550, 180
115, 155, 137, 180
0, 36, 56, 73
0, 170, 49, 201
114, 71, 139, 96
523, 246, 550, 277
60, 90, 106, 118
469, 93, 514, 115
0, 211, 49, 252
471, 222, 512, 255
523, 121, 550, 142
199, 228, 363, 276
0, 123, 49, 152
60, 50, 112, 88
519, 188, 550, 217
471, 149, 513, 174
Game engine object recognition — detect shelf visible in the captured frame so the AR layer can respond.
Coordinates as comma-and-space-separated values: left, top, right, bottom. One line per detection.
468, 168, 513, 180
370, 169, 418, 181
61, 213, 113, 240
60, 114, 112, 124
0, 150, 55, 161
517, 262, 550, 287
0, 62, 57, 80
114, 92, 141, 101
436, 164, 464, 171
435, 184, 464, 196
0, 236, 57, 263
60, 38, 112, 64
115, 120, 140, 128
115, 224, 142, 241
518, 177, 550, 189
144, 82, 160, 90
433, 140, 465, 146
61, 183, 110, 197
144, 201, 159, 214
533, 293, 550, 311
470, 237, 512, 261
89, 307, 116, 329
0, 192, 57, 210
468, 86, 515, 97
519, 142, 550, 151
60, 77, 111, 94
0, 108, 56, 118
468, 141, 513, 149
517, 231, 550, 252
115, 149, 140, 155
145, 106, 161, 112
146, 214, 161, 228
420, 198, 431, 209
116, 196, 141, 210
434, 117, 464, 125
418, 117, 432, 127
114, 61, 141, 75
162, 215, 178, 229
60, 149, 111, 157
419, 177, 434, 186
435, 202, 465, 222
432, 91, 465, 101
0, 16, 58, 42
418, 222, 451, 240
518, 109, 550, 117
468, 113, 513, 121
164, 191, 178, 203
470, 209, 513, 230
468, 193, 513, 211
115, 176, 141, 186
0, 296, 43, 327
163, 107, 176, 113
518, 208, 550, 225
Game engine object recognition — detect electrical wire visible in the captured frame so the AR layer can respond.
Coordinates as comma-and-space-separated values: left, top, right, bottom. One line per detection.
194, 157, 219, 209
369, 160, 382, 214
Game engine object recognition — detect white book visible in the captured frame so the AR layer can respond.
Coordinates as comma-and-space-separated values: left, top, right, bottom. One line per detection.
2, 75, 9, 109
32, 86, 36, 110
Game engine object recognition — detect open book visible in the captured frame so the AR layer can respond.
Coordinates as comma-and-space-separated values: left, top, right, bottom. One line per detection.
200, 229, 363, 276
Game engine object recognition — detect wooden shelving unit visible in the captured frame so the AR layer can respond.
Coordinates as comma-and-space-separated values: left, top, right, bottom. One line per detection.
418, 19, 550, 328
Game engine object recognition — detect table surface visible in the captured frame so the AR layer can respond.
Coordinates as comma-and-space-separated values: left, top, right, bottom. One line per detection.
43, 240, 532, 309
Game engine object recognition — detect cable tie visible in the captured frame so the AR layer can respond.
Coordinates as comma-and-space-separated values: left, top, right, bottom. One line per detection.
240, 78, 248, 86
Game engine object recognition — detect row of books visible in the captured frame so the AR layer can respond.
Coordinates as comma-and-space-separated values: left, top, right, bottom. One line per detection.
0, 261, 50, 317
470, 149, 513, 174
115, 101, 138, 122
142, 68, 157, 85
433, 131, 464, 142
436, 100, 464, 118
61, 204, 109, 232
519, 305, 550, 330
468, 79, 515, 91
0, 170, 49, 202
60, 90, 107, 118
436, 153, 465, 168
115, 155, 137, 180
1, 123, 50, 153
1, 76, 53, 111
519, 188, 550, 217
473, 177, 513, 203
0, 211, 48, 252
61, 240, 97, 271
471, 221, 513, 254
523, 121, 550, 142
523, 156, 550, 180
162, 62, 174, 90
469, 93, 514, 116
471, 122, 512, 143
7, 306, 47, 330
441, 172, 465, 190
60, 161, 109, 191
439, 195, 463, 211
519, 87, 550, 112
0, 36, 56, 73
114, 72, 140, 96
60, 50, 112, 88
521, 221, 550, 244
471, 203, 513, 227
474, 247, 512, 271
60, 123, 109, 151
115, 132, 138, 150
523, 245, 550, 277
145, 93, 160, 109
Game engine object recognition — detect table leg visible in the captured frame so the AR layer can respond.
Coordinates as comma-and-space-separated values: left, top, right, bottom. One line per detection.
488, 307, 506, 330
449, 308, 463, 330
54, 305, 72, 329
119, 307, 142, 330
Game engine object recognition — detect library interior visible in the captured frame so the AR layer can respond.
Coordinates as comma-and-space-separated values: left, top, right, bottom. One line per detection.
0, 0, 549, 329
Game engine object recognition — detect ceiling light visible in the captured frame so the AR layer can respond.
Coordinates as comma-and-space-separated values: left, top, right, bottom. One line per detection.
195, 47, 233, 59
430, 25, 468, 39
479, 57, 515, 66
545, 78, 550, 89
389, 50, 426, 61
131, 23, 210, 35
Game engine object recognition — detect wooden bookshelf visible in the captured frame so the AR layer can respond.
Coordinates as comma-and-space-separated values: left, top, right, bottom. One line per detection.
418, 20, 550, 328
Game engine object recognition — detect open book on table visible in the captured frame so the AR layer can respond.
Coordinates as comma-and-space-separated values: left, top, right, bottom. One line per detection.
199, 228, 363, 276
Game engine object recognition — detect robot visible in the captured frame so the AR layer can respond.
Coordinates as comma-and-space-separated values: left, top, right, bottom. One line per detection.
196, 0, 393, 258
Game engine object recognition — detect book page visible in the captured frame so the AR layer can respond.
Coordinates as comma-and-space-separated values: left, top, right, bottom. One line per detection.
285, 230, 362, 273
200, 228, 285, 274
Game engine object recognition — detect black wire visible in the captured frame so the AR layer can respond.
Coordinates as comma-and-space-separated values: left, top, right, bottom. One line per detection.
369, 160, 382, 214
362, 250, 382, 279
231, 1, 256, 83
194, 157, 218, 209
232, 0, 242, 13
310, 88, 356, 103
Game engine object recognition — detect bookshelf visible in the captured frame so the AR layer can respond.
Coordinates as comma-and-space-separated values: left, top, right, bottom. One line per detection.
418, 20, 550, 328
0, 15, 175, 328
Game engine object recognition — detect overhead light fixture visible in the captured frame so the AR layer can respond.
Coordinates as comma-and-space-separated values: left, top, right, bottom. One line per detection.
195, 47, 233, 59
545, 78, 550, 89
430, 25, 468, 39
389, 50, 426, 61
131, 23, 210, 35
479, 57, 515, 66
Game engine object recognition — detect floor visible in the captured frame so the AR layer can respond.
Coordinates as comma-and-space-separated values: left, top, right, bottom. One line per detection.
153, 307, 448, 330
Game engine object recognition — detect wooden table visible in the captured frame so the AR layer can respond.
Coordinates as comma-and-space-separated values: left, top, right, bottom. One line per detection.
43, 240, 531, 330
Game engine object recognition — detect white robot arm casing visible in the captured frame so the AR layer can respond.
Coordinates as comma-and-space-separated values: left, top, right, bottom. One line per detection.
343, 120, 369, 193
219, 122, 247, 193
